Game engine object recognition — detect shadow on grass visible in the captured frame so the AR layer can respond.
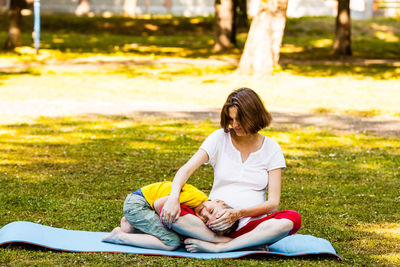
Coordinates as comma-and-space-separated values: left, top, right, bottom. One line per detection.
282, 16, 400, 61
1, 15, 399, 81
280, 63, 400, 80
0, 15, 245, 58
0, 15, 217, 36
128, 110, 400, 136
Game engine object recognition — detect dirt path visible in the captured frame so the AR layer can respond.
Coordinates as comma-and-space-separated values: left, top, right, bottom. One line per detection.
131, 108, 400, 137
1, 57, 399, 137
0, 100, 399, 137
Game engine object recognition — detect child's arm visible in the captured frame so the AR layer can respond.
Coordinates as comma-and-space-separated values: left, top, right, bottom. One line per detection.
154, 196, 169, 214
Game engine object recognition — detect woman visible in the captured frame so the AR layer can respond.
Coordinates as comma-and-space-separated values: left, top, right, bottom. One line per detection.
161, 87, 301, 252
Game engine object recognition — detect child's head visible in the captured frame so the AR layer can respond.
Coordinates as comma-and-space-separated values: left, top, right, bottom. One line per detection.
194, 199, 239, 236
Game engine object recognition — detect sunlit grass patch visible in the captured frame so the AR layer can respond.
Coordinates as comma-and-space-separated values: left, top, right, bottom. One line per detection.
374, 253, 400, 265
353, 223, 400, 266
109, 64, 235, 78
343, 109, 381, 118
359, 223, 400, 240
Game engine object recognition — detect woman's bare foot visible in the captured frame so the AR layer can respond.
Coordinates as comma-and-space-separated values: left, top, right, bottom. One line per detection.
102, 227, 123, 243
184, 238, 220, 253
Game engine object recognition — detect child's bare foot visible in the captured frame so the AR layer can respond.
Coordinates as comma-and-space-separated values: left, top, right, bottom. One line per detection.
184, 238, 220, 253
120, 217, 136, 233
102, 227, 123, 243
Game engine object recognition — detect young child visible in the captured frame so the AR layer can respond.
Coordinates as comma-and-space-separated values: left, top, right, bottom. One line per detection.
102, 181, 238, 250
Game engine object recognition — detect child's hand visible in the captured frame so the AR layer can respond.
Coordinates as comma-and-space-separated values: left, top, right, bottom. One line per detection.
160, 198, 181, 228
208, 209, 240, 231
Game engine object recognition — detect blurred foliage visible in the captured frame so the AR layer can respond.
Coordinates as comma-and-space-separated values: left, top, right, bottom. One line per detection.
1, 15, 399, 79
0, 15, 399, 60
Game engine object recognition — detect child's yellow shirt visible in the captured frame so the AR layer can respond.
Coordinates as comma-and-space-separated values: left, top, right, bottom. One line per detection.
141, 181, 209, 208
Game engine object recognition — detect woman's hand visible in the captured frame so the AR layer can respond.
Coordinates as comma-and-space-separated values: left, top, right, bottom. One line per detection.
207, 209, 241, 231
160, 197, 181, 228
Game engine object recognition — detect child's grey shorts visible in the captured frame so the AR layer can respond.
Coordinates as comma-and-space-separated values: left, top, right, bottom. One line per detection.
123, 193, 181, 247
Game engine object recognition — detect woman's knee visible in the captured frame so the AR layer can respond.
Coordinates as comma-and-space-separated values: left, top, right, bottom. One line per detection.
283, 210, 301, 235
279, 218, 294, 233
261, 218, 293, 234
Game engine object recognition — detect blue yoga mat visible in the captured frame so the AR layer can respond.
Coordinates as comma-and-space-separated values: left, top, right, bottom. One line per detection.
0, 221, 342, 260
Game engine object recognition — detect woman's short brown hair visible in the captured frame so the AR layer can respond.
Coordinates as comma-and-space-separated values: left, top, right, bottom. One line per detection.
220, 88, 272, 134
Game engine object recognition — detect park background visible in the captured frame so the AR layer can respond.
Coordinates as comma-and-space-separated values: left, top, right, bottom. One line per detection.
0, 0, 399, 266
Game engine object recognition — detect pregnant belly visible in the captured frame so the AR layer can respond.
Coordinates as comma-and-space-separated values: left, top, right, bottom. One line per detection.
209, 185, 266, 210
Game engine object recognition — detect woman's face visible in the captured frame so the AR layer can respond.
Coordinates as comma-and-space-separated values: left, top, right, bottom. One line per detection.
228, 107, 246, 136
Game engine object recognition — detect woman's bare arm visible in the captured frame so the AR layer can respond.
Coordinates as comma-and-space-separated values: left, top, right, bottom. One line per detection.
160, 149, 209, 227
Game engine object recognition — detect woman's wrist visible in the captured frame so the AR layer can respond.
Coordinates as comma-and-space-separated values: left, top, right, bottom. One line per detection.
167, 194, 180, 203
236, 209, 244, 220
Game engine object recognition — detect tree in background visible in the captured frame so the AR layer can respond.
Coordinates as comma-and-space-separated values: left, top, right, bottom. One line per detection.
123, 0, 137, 16
230, 0, 248, 45
214, 0, 234, 52
236, 0, 248, 28
230, 0, 238, 46
5, 0, 25, 49
334, 0, 352, 56
214, 0, 248, 52
75, 0, 90, 16
238, 0, 288, 75
164, 0, 173, 12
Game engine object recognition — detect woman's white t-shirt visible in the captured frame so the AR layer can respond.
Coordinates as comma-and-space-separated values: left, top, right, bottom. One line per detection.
200, 129, 286, 230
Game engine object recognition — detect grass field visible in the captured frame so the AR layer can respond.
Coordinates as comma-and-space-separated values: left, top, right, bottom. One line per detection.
0, 14, 399, 266
0, 116, 399, 266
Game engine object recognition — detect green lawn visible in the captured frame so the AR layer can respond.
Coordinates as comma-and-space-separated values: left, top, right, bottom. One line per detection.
0, 116, 399, 266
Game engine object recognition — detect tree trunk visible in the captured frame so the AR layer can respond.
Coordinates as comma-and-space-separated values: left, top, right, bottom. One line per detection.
238, 0, 288, 75
164, 0, 173, 12
75, 0, 90, 16
230, 0, 237, 45
5, 0, 24, 50
214, 0, 234, 52
334, 0, 352, 56
145, 0, 149, 14
123, 0, 137, 17
237, 0, 248, 28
